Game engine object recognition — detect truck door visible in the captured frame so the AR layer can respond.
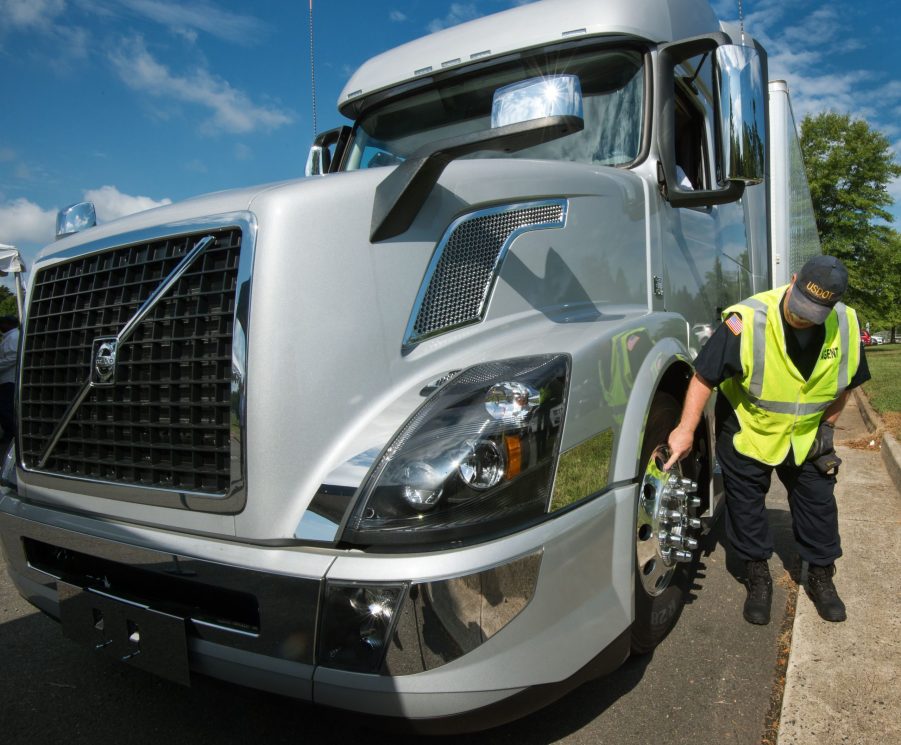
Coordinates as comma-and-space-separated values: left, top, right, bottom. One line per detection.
662, 52, 723, 355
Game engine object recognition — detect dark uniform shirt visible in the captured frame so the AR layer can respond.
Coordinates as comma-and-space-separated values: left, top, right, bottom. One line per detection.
694, 294, 871, 437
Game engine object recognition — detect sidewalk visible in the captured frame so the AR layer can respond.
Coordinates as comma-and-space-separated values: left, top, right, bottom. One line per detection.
777, 396, 901, 745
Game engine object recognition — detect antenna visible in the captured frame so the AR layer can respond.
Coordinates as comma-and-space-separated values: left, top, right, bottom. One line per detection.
738, 0, 746, 44
309, 0, 318, 137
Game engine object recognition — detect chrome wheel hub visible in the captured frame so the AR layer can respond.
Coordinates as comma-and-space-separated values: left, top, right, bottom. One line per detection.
637, 446, 701, 596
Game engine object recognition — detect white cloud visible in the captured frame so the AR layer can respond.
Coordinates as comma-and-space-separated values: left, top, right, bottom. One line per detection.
0, 0, 66, 29
0, 0, 90, 60
115, 0, 268, 45
427, 3, 480, 33
720, 1, 897, 131
0, 186, 172, 248
0, 197, 57, 244
108, 36, 293, 134
83, 185, 171, 222
389, 10, 407, 22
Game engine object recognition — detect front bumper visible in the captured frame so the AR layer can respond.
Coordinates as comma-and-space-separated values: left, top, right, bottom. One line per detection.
0, 482, 635, 726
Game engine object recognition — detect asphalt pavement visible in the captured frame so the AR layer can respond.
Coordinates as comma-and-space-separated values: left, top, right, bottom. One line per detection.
0, 395, 897, 743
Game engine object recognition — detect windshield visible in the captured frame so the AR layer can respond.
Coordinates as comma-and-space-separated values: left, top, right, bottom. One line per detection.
343, 46, 645, 171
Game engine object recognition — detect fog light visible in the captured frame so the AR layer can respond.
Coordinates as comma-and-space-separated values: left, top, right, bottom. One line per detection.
318, 582, 406, 673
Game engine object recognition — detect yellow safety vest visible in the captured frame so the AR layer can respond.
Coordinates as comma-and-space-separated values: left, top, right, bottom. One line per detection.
599, 328, 648, 425
719, 285, 860, 466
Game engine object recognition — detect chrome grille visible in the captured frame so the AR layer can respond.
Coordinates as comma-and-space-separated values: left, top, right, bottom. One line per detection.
19, 228, 242, 495
405, 201, 566, 346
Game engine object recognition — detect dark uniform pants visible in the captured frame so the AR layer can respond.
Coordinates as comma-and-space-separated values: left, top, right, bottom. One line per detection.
716, 429, 842, 565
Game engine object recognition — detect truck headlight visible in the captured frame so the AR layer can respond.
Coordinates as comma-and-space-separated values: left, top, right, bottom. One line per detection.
342, 355, 569, 547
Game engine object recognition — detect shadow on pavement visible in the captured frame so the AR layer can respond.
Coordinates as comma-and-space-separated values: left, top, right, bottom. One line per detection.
0, 605, 651, 745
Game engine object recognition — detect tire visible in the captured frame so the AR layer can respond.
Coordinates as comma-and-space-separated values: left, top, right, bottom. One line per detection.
630, 392, 699, 655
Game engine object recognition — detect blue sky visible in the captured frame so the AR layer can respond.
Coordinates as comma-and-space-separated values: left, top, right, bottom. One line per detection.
1, 0, 899, 291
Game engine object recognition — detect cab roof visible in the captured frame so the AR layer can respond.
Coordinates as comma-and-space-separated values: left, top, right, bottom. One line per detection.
338, 0, 720, 118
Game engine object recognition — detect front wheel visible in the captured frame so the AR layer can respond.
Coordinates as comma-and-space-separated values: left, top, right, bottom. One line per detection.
631, 393, 702, 654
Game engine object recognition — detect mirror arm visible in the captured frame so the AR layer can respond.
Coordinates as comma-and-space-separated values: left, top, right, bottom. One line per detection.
370, 115, 583, 242
664, 177, 746, 208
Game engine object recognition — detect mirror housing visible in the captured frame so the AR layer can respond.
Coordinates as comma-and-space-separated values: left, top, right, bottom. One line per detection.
491, 75, 584, 128
657, 34, 767, 208
716, 44, 765, 185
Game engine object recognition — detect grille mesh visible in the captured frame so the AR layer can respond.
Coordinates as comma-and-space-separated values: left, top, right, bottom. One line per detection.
20, 228, 242, 495
409, 203, 564, 343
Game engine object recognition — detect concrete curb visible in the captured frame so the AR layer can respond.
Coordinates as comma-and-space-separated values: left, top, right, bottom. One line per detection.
852, 388, 901, 494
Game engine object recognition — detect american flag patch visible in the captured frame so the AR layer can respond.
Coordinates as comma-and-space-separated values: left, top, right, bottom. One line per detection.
725, 314, 743, 336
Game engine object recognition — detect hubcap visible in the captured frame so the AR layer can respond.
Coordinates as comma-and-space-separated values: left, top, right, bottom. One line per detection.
637, 446, 701, 596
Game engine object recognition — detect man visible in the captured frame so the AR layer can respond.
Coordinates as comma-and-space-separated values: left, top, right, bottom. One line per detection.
0, 315, 20, 447
664, 256, 870, 625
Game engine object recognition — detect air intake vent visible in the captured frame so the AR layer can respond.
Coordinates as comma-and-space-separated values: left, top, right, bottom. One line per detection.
404, 201, 566, 347
19, 228, 242, 496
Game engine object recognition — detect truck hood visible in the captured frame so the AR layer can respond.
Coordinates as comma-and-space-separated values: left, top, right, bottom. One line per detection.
239, 159, 652, 541
37, 181, 292, 265
20, 159, 655, 543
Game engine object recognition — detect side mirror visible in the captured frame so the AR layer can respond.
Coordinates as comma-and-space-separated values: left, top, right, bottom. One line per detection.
657, 34, 767, 208
716, 45, 765, 184
305, 125, 352, 177
305, 145, 328, 177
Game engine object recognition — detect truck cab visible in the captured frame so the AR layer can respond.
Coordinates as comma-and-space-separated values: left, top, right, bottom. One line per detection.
0, 0, 817, 731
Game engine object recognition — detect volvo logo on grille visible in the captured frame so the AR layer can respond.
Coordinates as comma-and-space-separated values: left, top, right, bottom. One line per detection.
91, 338, 119, 386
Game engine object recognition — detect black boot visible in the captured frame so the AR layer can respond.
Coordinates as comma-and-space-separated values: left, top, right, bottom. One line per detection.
743, 560, 773, 625
806, 564, 846, 622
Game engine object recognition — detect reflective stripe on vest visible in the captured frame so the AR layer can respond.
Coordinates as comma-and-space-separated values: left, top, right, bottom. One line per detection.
719, 286, 860, 466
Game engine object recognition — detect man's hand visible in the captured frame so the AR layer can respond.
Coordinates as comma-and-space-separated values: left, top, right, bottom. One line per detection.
808, 420, 835, 460
661, 374, 715, 471
664, 424, 694, 471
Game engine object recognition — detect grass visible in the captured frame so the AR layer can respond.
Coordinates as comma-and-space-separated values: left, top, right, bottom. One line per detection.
550, 429, 614, 511
862, 344, 901, 439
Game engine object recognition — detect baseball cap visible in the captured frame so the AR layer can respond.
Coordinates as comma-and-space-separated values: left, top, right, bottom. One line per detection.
787, 255, 848, 325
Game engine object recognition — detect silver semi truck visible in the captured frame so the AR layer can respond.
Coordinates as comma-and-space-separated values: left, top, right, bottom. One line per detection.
0, 0, 819, 731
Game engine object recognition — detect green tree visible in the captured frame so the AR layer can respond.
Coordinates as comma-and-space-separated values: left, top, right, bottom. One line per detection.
0, 286, 17, 319
801, 112, 901, 249
856, 228, 901, 341
800, 113, 901, 335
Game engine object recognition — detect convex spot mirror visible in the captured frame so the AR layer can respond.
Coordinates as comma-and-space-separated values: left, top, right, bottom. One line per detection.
491, 74, 584, 128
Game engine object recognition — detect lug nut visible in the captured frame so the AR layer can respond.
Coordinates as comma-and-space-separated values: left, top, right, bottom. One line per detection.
688, 517, 702, 530
673, 549, 692, 562
682, 536, 699, 550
